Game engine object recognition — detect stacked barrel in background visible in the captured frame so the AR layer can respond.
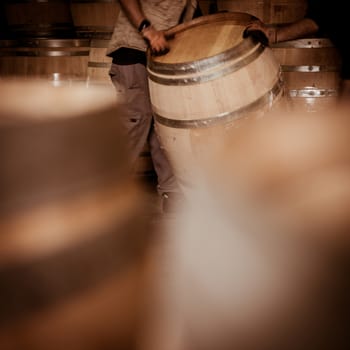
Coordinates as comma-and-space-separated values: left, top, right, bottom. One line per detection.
0, 37, 90, 86
0, 0, 88, 86
217, 0, 342, 112
0, 0, 154, 176
0, 0, 120, 87
271, 38, 342, 112
217, 0, 308, 25
4, 0, 76, 39
69, 0, 119, 88
70, 0, 120, 39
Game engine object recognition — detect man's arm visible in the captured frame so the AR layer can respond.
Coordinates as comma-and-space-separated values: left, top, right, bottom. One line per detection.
119, 0, 169, 55
119, 0, 145, 29
244, 17, 319, 45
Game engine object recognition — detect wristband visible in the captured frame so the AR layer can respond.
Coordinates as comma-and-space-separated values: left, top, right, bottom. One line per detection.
138, 19, 151, 33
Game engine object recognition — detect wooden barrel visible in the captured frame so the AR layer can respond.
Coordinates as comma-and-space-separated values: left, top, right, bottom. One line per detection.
217, 0, 307, 24
4, 0, 75, 39
0, 38, 90, 86
271, 38, 342, 112
147, 12, 285, 194
70, 0, 120, 39
86, 38, 113, 87
0, 80, 155, 350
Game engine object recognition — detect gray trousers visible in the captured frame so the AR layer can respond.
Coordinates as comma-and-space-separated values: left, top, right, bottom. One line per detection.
109, 62, 178, 195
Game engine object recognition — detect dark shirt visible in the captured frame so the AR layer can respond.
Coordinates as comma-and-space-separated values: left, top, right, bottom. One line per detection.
306, 0, 349, 79
111, 47, 147, 66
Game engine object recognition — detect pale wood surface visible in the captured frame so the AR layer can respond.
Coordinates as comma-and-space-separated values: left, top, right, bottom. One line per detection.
156, 22, 245, 64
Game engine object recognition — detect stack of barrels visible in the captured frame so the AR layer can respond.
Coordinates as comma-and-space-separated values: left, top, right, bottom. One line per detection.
69, 0, 120, 89
0, 0, 119, 87
0, 0, 154, 176
216, 0, 342, 112
271, 38, 342, 112
217, 0, 308, 25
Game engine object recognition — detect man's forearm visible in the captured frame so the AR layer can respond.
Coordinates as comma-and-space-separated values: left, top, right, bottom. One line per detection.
119, 0, 146, 29
277, 18, 319, 42
118, 0, 169, 55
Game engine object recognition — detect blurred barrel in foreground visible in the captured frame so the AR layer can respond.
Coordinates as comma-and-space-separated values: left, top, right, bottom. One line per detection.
145, 106, 350, 350
70, 0, 120, 39
0, 81, 155, 350
3, 0, 75, 39
217, 0, 307, 24
0, 38, 90, 86
147, 12, 285, 194
272, 38, 342, 112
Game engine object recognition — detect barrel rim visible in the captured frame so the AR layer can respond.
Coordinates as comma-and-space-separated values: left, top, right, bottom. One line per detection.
88, 61, 110, 68
147, 36, 261, 74
147, 41, 264, 85
148, 12, 261, 76
271, 38, 335, 49
281, 64, 340, 73
289, 87, 338, 98
0, 50, 90, 57
0, 38, 90, 48
164, 12, 258, 38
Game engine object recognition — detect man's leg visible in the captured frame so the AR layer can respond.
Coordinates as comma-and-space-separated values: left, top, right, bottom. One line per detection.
109, 62, 152, 166
110, 62, 181, 211
148, 120, 179, 195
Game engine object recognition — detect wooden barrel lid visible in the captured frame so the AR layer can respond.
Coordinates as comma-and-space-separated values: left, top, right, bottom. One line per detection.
149, 12, 257, 66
